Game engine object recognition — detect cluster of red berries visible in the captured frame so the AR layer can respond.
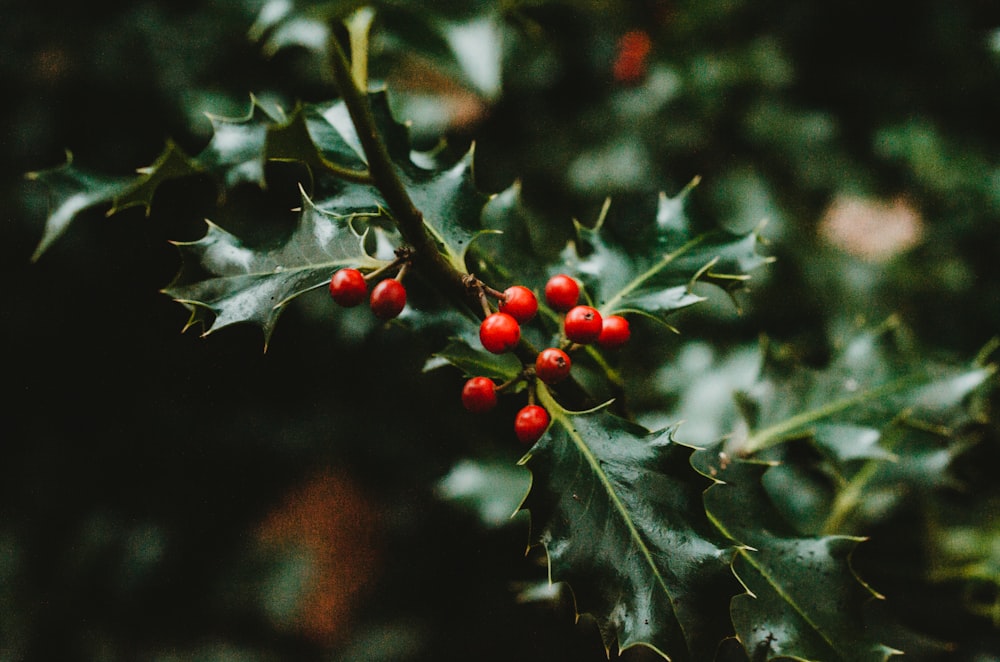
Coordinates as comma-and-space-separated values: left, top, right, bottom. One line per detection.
328, 267, 407, 319
463, 274, 631, 445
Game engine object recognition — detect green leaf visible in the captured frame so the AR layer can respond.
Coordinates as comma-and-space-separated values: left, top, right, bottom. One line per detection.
725, 321, 994, 535
424, 338, 522, 382
109, 141, 202, 215
404, 149, 494, 273
252, 2, 504, 98
163, 188, 387, 347
28, 98, 281, 260
736, 320, 994, 456
308, 92, 493, 274
25, 153, 133, 261
928, 496, 1000, 626
810, 423, 895, 463
518, 389, 736, 660
265, 102, 370, 180
474, 181, 557, 287
197, 96, 283, 189
563, 181, 772, 324
692, 451, 900, 661
436, 458, 531, 528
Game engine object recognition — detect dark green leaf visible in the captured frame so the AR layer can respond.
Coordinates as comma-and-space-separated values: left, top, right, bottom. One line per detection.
309, 92, 494, 274
735, 320, 994, 457
109, 141, 202, 215
424, 338, 522, 381
474, 181, 557, 287
26, 153, 133, 261
693, 451, 900, 661
404, 149, 494, 273
519, 390, 736, 660
197, 97, 282, 189
436, 458, 531, 528
28, 98, 280, 259
563, 181, 772, 324
266, 102, 369, 179
928, 496, 1000, 626
163, 188, 387, 347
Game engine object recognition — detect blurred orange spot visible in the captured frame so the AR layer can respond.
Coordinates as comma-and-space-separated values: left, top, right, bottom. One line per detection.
819, 195, 924, 263
257, 469, 381, 646
613, 30, 653, 85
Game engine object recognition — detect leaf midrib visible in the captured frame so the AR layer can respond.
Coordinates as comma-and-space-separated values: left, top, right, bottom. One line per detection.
736, 544, 848, 659
743, 373, 925, 454
536, 387, 685, 646
601, 235, 706, 315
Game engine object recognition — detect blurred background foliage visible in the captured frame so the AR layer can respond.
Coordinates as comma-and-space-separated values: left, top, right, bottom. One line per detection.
3, 0, 1000, 659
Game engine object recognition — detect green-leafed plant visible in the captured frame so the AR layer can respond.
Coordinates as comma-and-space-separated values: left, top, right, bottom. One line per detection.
24, 2, 999, 660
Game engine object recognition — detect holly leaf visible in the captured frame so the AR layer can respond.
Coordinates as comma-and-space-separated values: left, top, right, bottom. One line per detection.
928, 496, 1000, 626
404, 149, 493, 273
163, 188, 387, 348
424, 338, 522, 382
436, 458, 531, 528
693, 451, 900, 661
305, 92, 492, 273
266, 102, 369, 179
109, 141, 202, 215
251, 1, 504, 99
197, 97, 284, 189
25, 153, 134, 261
734, 319, 994, 457
518, 388, 737, 660
474, 181, 563, 287
723, 321, 994, 536
562, 180, 773, 323
27, 98, 281, 260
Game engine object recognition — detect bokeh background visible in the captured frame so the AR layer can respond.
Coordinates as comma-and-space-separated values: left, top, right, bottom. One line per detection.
3, 1, 1000, 660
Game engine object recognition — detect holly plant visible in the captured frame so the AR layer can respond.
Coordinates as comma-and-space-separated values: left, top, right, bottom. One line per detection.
24, 5, 997, 661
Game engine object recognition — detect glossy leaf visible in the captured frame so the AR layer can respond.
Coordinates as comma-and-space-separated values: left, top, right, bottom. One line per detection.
424, 338, 522, 381
403, 149, 493, 273
163, 189, 386, 347
252, 1, 504, 98
436, 459, 531, 528
264, 102, 369, 180
475, 181, 555, 288
734, 320, 994, 457
197, 97, 284, 189
725, 321, 994, 536
693, 451, 900, 661
28, 98, 281, 259
310, 92, 493, 273
519, 390, 737, 660
562, 181, 772, 324
25, 154, 133, 261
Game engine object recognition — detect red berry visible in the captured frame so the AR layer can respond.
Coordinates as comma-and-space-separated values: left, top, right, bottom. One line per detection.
479, 312, 521, 354
535, 348, 572, 384
499, 285, 538, 323
329, 268, 367, 307
461, 377, 498, 413
613, 30, 652, 85
514, 404, 549, 444
370, 279, 407, 319
544, 274, 580, 311
564, 305, 603, 344
598, 315, 631, 349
